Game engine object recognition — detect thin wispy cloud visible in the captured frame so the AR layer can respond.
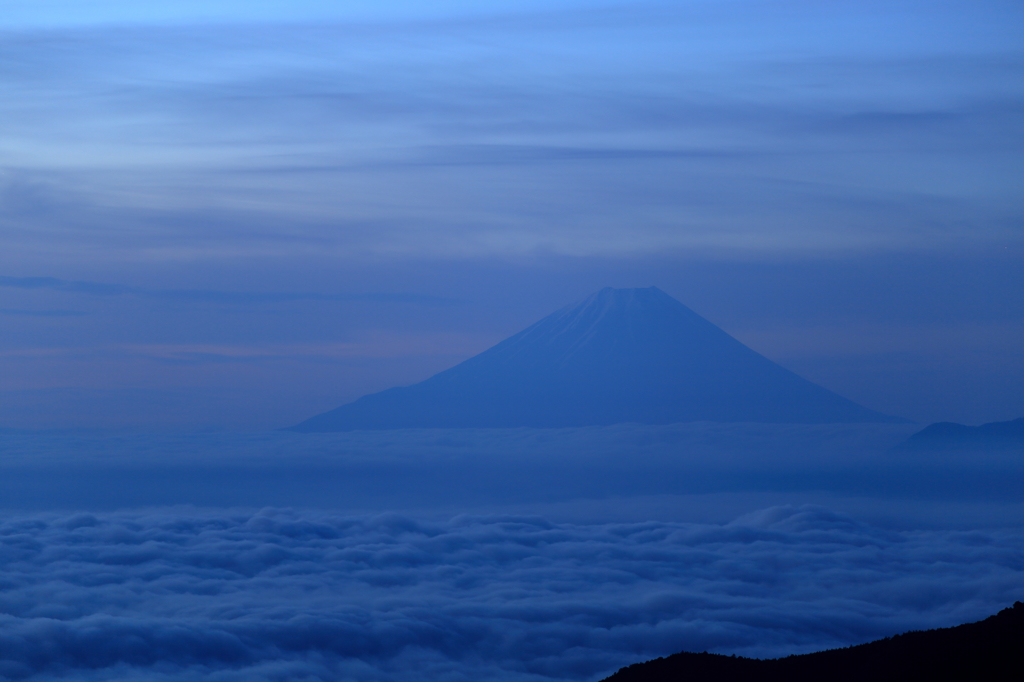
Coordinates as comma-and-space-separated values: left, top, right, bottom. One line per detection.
0, 308, 87, 317
0, 276, 455, 305
1, 3, 1020, 259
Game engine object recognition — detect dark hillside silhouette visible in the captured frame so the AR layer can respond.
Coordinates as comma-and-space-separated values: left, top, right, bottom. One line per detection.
897, 417, 1024, 451
288, 287, 904, 431
601, 601, 1024, 682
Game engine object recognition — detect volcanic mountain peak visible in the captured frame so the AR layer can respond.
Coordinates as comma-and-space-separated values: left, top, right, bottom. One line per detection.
288, 287, 904, 431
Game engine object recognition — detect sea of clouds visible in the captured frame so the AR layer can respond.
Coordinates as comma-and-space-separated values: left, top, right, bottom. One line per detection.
1, 505, 1022, 682
0, 424, 1022, 680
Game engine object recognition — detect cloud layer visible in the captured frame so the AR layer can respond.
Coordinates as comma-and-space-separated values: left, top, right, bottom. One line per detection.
0, 505, 1021, 681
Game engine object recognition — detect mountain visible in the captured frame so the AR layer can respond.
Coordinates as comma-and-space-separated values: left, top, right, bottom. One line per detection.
600, 601, 1024, 682
287, 287, 904, 431
896, 416, 1024, 451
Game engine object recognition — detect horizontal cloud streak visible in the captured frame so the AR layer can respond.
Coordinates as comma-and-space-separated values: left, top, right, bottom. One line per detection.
0, 276, 455, 305
0, 506, 1020, 681
2, 4, 1021, 260
0, 308, 87, 317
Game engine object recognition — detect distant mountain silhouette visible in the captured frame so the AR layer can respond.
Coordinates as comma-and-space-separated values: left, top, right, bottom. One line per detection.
287, 287, 904, 431
896, 417, 1024, 451
601, 601, 1024, 682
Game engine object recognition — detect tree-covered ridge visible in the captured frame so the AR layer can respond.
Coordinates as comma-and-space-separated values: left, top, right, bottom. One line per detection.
603, 601, 1024, 682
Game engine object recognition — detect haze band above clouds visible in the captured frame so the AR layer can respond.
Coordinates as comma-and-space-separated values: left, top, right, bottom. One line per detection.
0, 505, 1021, 682
2, 424, 1022, 528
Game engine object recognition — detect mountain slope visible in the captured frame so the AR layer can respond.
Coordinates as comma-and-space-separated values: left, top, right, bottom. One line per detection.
601, 601, 1024, 682
288, 287, 903, 431
897, 416, 1024, 451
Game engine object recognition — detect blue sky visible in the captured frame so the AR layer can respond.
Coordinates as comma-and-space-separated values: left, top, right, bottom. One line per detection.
1, 0, 1022, 428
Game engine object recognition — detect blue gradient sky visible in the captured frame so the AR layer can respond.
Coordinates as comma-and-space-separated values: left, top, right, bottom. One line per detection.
1, 0, 1022, 428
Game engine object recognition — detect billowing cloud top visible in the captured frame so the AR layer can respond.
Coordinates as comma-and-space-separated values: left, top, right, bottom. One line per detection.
0, 505, 1021, 681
